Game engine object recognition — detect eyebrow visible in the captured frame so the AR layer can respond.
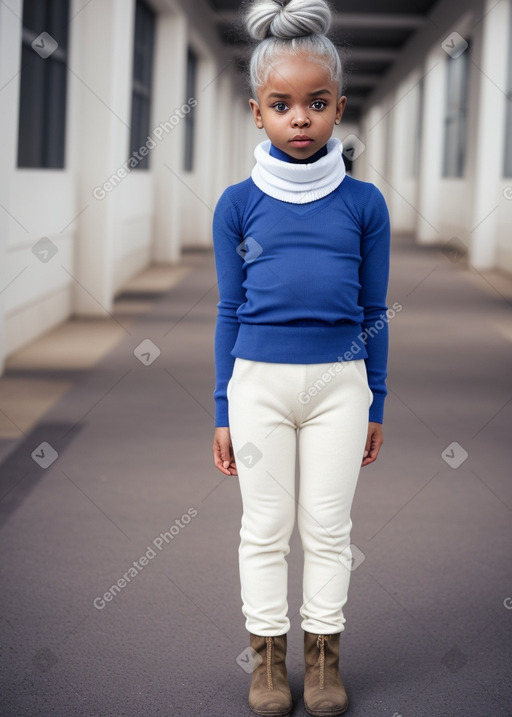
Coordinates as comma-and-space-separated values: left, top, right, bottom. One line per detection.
267, 89, 332, 99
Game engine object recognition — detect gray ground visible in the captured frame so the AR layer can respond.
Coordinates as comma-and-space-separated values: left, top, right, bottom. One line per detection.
0, 235, 511, 716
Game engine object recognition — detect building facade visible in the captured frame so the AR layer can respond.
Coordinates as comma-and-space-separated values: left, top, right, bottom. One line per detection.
0, 0, 511, 374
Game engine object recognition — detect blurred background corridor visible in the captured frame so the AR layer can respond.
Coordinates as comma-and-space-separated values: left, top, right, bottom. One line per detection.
0, 0, 511, 715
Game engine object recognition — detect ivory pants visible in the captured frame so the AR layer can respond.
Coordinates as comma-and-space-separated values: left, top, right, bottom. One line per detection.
227, 357, 373, 637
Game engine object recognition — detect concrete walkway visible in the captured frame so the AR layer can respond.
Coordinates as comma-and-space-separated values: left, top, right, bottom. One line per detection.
0, 236, 511, 717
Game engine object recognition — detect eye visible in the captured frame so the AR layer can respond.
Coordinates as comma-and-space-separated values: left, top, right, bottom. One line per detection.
272, 102, 288, 112
311, 100, 327, 110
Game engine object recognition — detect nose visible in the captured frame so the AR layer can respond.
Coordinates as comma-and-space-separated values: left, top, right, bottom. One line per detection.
292, 110, 310, 127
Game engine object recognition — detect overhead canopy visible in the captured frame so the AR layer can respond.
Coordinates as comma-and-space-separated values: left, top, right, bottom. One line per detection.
208, 0, 440, 121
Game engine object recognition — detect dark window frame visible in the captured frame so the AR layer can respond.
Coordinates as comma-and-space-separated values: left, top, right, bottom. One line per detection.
184, 47, 198, 172
129, 0, 156, 170
503, 8, 512, 177
17, 0, 70, 169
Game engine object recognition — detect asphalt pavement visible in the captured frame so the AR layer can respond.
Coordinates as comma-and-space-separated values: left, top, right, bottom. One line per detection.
0, 235, 511, 716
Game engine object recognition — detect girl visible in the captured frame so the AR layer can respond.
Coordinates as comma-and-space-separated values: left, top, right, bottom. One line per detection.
212, 1, 390, 715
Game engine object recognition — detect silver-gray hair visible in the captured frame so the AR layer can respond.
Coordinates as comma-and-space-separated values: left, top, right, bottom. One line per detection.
242, 0, 343, 99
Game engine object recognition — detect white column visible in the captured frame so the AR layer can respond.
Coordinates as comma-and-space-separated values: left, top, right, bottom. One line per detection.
365, 102, 391, 206
213, 70, 235, 201
0, 0, 23, 373
416, 49, 446, 244
356, 114, 370, 182
151, 11, 188, 264
71, 0, 135, 315
469, 0, 510, 268
193, 52, 220, 246
388, 71, 422, 234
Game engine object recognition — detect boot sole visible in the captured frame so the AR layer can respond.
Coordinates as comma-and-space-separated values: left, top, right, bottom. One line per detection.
250, 708, 292, 717
304, 699, 349, 717
249, 704, 293, 717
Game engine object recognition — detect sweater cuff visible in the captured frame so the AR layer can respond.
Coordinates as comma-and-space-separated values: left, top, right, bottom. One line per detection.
369, 391, 385, 424
215, 397, 229, 428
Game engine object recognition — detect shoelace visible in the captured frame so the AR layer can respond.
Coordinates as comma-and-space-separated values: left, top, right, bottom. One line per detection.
266, 636, 273, 690
316, 635, 328, 689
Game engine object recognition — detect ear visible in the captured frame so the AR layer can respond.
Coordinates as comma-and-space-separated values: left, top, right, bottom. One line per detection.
335, 95, 347, 125
249, 98, 264, 129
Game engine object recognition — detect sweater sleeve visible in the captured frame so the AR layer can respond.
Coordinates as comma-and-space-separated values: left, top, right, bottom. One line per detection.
212, 188, 246, 427
358, 185, 391, 423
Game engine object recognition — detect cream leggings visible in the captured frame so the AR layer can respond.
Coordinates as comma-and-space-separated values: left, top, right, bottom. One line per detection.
227, 357, 373, 637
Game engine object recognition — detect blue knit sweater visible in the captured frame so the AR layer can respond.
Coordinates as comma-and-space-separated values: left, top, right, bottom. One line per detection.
213, 142, 390, 427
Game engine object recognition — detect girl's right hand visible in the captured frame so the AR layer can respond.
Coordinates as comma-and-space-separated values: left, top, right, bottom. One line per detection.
212, 427, 238, 476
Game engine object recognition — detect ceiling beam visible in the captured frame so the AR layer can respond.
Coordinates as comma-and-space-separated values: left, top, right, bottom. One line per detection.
214, 11, 426, 31
225, 45, 400, 63
342, 47, 400, 62
344, 73, 382, 87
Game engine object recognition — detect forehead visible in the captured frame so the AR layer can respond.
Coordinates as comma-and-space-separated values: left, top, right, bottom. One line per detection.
261, 53, 335, 96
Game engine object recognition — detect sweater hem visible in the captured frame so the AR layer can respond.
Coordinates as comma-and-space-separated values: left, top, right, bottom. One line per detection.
231, 323, 369, 363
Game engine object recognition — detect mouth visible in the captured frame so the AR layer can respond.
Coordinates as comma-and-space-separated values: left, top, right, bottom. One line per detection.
290, 136, 314, 147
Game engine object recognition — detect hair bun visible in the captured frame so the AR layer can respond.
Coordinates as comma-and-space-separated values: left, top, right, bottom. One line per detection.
244, 0, 332, 41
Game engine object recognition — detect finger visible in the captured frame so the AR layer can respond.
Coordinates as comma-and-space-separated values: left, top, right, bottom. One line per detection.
361, 436, 375, 466
361, 439, 382, 466
213, 442, 232, 475
228, 451, 238, 475
221, 444, 233, 470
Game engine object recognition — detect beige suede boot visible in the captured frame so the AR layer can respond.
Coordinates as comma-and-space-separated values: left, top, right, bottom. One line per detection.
303, 632, 348, 716
248, 633, 293, 716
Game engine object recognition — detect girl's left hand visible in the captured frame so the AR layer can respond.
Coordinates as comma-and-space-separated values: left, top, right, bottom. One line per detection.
361, 422, 383, 466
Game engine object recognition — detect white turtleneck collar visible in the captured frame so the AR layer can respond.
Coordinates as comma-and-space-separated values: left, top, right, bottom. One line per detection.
251, 137, 346, 204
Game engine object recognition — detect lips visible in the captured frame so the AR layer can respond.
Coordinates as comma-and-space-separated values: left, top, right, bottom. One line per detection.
290, 136, 314, 148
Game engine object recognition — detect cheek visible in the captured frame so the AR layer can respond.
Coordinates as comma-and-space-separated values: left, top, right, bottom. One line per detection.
261, 113, 281, 129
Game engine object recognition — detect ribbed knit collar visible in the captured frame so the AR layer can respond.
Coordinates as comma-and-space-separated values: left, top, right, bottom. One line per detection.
251, 137, 346, 204
269, 142, 328, 164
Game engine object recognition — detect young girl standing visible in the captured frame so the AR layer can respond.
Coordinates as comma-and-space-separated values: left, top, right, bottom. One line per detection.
212, 1, 390, 714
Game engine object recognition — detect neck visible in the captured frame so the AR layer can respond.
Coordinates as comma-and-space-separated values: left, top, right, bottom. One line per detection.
251, 137, 346, 204
269, 143, 328, 164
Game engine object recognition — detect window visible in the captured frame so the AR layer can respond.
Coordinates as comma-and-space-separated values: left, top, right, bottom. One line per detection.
442, 42, 471, 178
184, 48, 198, 172
17, 0, 70, 169
504, 8, 512, 177
129, 0, 156, 170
